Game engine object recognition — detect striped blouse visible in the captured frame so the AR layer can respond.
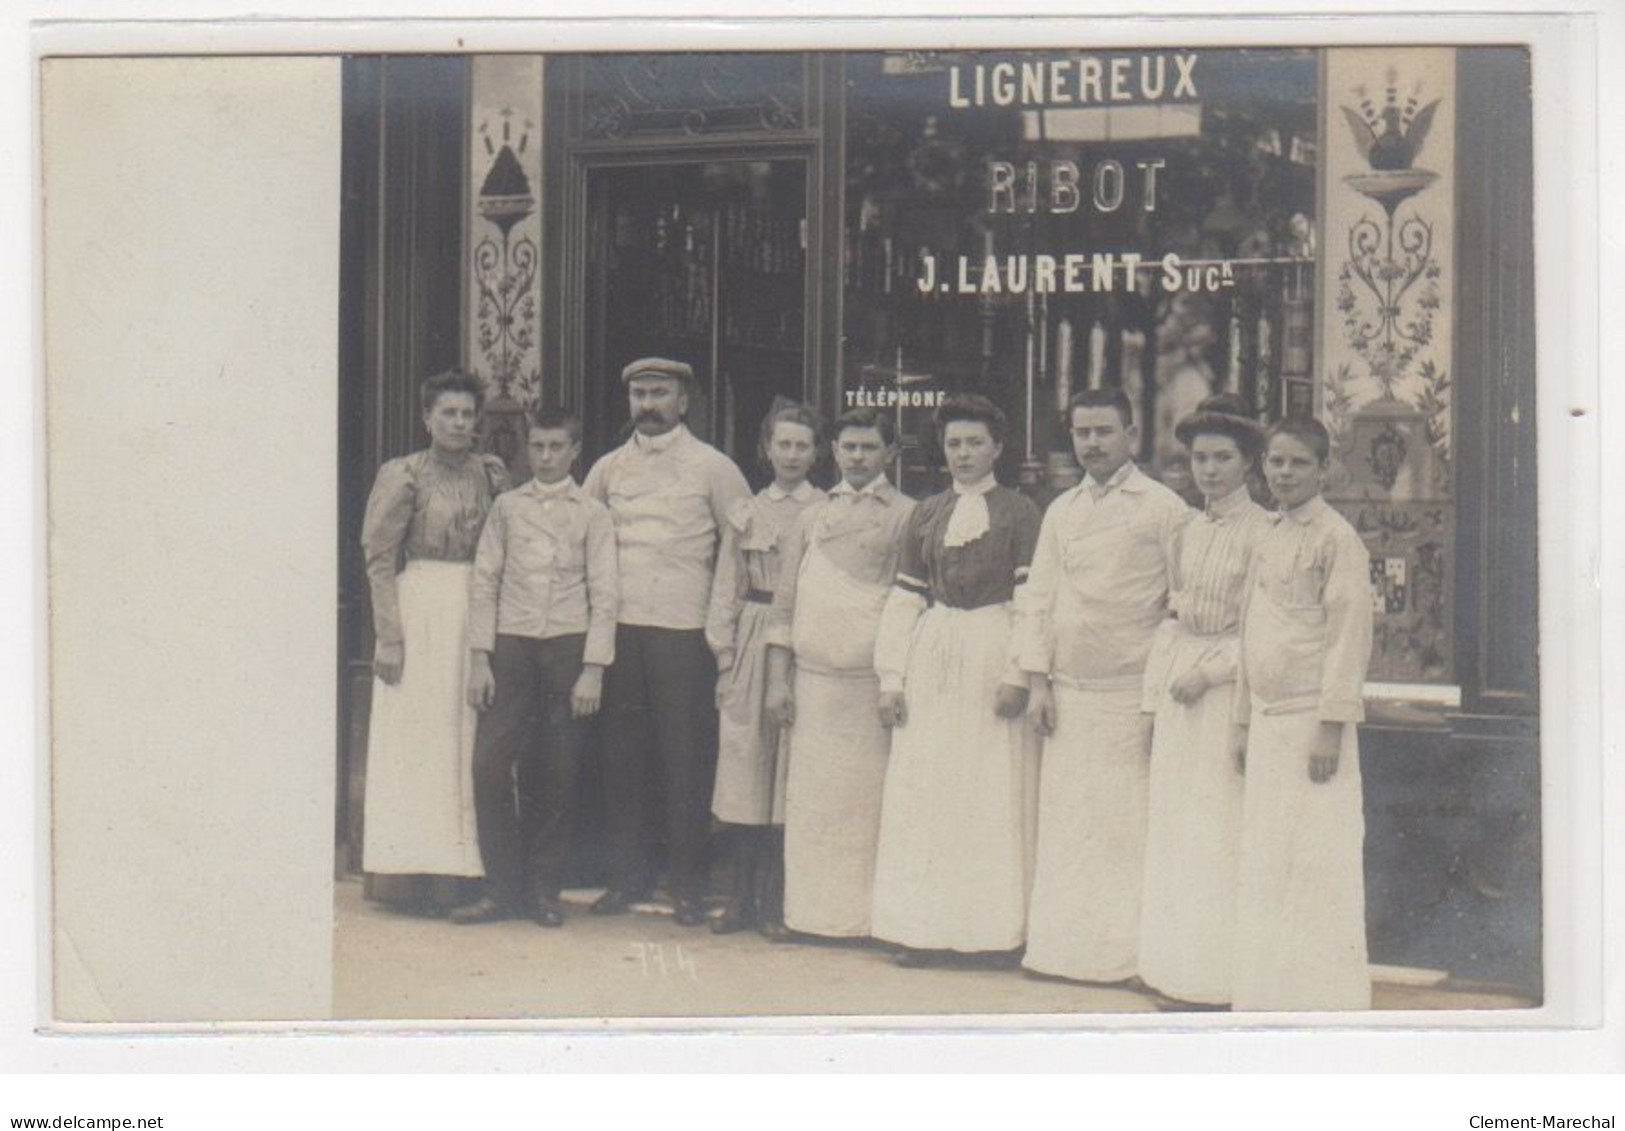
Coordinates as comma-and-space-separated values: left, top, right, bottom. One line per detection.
1169, 484, 1271, 637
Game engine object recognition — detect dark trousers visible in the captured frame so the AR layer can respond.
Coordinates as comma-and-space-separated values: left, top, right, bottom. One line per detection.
601, 624, 719, 902
472, 633, 590, 905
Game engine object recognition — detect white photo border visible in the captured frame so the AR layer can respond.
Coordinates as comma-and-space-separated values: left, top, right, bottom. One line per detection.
10, 0, 1618, 1072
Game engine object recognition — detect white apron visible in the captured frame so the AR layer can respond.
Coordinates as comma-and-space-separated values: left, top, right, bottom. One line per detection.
362, 560, 484, 877
782, 543, 892, 937
1137, 620, 1246, 1004
1022, 676, 1149, 983
1232, 595, 1370, 1011
1232, 706, 1368, 1010
712, 597, 788, 825
870, 602, 1039, 953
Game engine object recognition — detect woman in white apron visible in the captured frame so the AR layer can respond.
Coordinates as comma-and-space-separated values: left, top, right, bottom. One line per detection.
360, 370, 508, 914
1138, 393, 1270, 1007
705, 404, 825, 934
766, 406, 915, 940
870, 395, 1042, 964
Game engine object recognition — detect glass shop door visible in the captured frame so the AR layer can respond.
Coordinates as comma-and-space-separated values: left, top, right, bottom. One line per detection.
584, 158, 809, 477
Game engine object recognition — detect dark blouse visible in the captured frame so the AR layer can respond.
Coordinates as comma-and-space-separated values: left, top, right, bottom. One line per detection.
896, 486, 1042, 611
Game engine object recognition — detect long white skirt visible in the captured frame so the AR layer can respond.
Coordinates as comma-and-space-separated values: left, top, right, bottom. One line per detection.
1138, 634, 1245, 1004
362, 560, 484, 877
712, 600, 788, 825
782, 663, 889, 937
870, 604, 1039, 953
1022, 682, 1150, 984
1232, 707, 1369, 1011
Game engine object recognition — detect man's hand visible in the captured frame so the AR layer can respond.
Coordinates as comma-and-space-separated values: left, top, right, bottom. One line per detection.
1308, 721, 1343, 783
571, 664, 604, 719
374, 640, 405, 686
1027, 677, 1056, 737
994, 682, 1029, 719
877, 690, 908, 729
467, 651, 495, 711
765, 678, 795, 729
1230, 723, 1249, 774
1169, 667, 1210, 705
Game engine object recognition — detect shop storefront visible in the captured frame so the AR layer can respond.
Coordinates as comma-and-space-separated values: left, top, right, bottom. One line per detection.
338, 45, 1539, 991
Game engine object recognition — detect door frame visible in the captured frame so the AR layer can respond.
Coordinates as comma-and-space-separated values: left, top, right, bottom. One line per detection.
543, 53, 845, 462
579, 151, 816, 459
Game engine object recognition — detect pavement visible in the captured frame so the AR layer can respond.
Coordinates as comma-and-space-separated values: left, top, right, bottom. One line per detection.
332, 878, 1537, 1024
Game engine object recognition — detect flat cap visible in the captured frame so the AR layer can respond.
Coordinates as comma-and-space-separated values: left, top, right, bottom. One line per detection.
621, 357, 695, 385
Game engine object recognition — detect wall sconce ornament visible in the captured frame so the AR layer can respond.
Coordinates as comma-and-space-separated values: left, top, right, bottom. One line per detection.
473, 109, 540, 409
472, 108, 541, 479
1337, 74, 1442, 399
1331, 72, 1452, 492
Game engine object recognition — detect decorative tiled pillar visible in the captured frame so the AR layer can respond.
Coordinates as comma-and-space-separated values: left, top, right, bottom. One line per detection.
466, 56, 545, 481
1320, 48, 1457, 684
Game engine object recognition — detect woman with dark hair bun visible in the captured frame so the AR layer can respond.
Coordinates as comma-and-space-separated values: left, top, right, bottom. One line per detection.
704, 402, 827, 935
868, 393, 1043, 966
1137, 392, 1272, 1008
359, 369, 509, 913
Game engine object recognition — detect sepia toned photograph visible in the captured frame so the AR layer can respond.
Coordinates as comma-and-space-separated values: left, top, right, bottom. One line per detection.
326, 44, 1540, 1021
38, 16, 1592, 1044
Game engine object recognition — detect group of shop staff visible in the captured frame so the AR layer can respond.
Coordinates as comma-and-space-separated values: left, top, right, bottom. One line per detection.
361, 355, 1374, 1012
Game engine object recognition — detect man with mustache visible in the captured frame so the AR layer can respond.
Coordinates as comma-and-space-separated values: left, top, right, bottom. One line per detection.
582, 358, 752, 926
1015, 386, 1190, 986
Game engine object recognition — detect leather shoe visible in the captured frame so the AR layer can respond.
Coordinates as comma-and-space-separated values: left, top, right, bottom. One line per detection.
710, 901, 754, 935
448, 896, 517, 925
757, 919, 793, 943
673, 898, 708, 927
530, 898, 565, 929
590, 888, 648, 916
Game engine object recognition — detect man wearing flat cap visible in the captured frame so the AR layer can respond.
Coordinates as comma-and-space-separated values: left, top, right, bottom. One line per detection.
583, 358, 752, 925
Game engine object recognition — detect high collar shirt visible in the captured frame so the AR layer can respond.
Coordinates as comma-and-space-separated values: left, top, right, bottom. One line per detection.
954, 473, 999, 495
467, 476, 619, 665
632, 426, 683, 455
1015, 462, 1191, 689
1171, 484, 1273, 637
828, 474, 889, 500
765, 480, 818, 504
1232, 494, 1374, 724
360, 448, 510, 646
582, 424, 752, 631
765, 476, 916, 651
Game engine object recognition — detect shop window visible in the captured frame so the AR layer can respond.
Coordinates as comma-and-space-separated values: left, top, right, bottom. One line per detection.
840, 49, 1319, 500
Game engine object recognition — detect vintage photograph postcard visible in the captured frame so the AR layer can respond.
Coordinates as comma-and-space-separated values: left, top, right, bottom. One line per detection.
33, 8, 1608, 1047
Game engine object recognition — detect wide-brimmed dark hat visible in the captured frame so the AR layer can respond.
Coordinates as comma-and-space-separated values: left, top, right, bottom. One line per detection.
621, 356, 695, 386
1174, 392, 1265, 452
